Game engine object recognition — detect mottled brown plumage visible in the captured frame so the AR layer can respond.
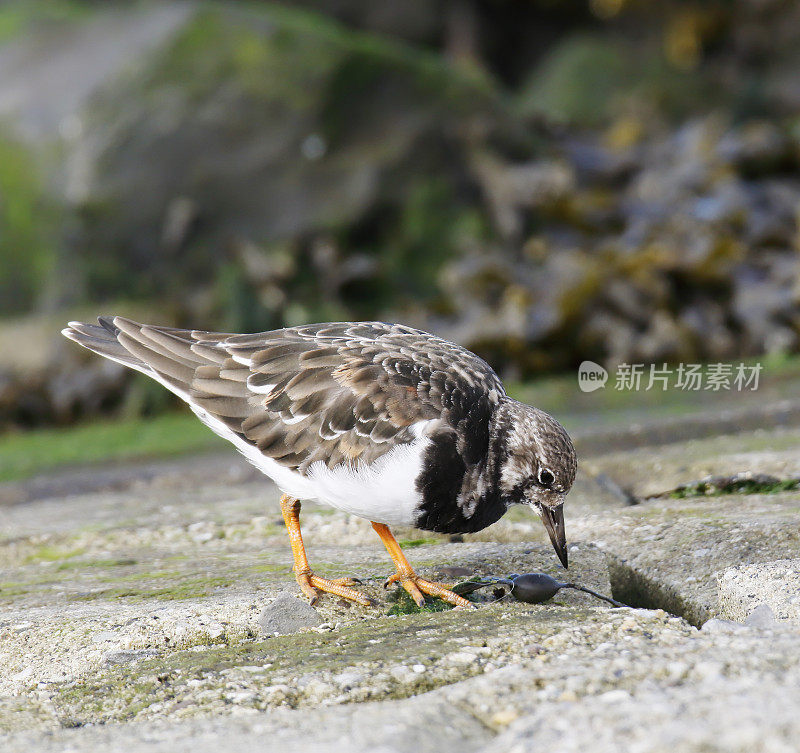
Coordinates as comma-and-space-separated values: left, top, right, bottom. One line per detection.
64, 317, 506, 474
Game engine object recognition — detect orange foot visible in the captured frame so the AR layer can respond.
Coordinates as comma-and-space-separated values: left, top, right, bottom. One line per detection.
371, 521, 475, 609
383, 571, 474, 609
280, 495, 375, 607
294, 569, 375, 607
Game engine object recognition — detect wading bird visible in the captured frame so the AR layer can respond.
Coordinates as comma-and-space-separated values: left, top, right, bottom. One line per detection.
63, 318, 577, 609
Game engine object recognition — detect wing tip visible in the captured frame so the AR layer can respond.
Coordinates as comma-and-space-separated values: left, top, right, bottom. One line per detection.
112, 314, 137, 330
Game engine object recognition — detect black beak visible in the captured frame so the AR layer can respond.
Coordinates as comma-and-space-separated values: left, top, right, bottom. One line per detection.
540, 503, 568, 569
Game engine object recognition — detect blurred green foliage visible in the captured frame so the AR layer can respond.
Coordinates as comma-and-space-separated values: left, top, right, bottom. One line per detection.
1, 0, 800, 431
0, 412, 224, 483
74, 2, 502, 331
380, 177, 487, 307
519, 35, 629, 125
0, 132, 56, 314
0, 0, 88, 45
518, 33, 707, 126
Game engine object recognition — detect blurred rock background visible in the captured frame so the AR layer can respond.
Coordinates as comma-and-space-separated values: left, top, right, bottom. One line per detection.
1, 0, 800, 428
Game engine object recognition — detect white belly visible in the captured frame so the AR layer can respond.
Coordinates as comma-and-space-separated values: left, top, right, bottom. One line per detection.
83, 351, 427, 526
303, 439, 428, 526
189, 403, 427, 527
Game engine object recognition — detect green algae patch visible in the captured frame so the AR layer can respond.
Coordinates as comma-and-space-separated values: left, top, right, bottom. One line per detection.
0, 581, 30, 597
49, 604, 600, 726
669, 477, 800, 499
386, 588, 455, 616
24, 545, 87, 564
55, 558, 137, 572
397, 537, 440, 548
72, 574, 234, 602
22, 543, 135, 571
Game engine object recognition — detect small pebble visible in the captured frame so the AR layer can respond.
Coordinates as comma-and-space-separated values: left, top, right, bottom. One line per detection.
92, 630, 118, 644
744, 604, 778, 628
490, 709, 519, 726
446, 651, 478, 665
258, 593, 323, 635
701, 618, 747, 634
102, 649, 159, 665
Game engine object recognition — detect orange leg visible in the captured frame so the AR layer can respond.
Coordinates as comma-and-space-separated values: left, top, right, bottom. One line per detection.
371, 522, 474, 609
280, 495, 373, 607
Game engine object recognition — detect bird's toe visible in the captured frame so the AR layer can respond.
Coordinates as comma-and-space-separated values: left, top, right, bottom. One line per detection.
383, 572, 401, 589
399, 578, 427, 607
385, 572, 475, 609
294, 571, 374, 607
330, 576, 362, 586
414, 578, 475, 609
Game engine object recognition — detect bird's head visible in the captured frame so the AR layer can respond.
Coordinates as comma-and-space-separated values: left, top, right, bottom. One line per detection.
493, 399, 577, 568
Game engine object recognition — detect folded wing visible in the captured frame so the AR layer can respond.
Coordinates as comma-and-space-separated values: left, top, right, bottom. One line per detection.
62, 317, 505, 473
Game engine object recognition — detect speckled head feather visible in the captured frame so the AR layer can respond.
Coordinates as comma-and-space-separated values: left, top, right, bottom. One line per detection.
482, 398, 576, 568
492, 398, 577, 508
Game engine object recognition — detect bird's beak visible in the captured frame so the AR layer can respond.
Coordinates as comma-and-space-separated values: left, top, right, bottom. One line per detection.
540, 503, 568, 569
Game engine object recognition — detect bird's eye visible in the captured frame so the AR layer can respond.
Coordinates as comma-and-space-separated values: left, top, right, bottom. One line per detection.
538, 468, 555, 487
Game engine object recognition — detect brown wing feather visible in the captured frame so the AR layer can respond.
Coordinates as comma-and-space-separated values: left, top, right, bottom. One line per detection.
64, 317, 505, 474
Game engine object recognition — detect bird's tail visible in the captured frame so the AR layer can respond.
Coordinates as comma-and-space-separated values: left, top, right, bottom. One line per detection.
61, 316, 152, 375
62, 316, 219, 399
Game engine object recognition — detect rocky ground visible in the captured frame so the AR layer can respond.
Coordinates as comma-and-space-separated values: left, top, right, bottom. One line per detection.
2, 384, 800, 752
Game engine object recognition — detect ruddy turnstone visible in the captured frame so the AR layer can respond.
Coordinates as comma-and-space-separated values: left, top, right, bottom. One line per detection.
62, 318, 577, 609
